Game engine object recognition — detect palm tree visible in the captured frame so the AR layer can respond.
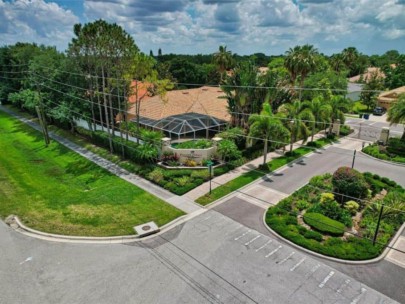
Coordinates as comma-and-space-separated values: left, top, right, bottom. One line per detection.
329, 54, 346, 73
278, 100, 314, 152
213, 45, 233, 82
341, 47, 359, 67
387, 94, 405, 141
328, 95, 350, 133
303, 97, 332, 141
284, 44, 319, 100
248, 103, 290, 165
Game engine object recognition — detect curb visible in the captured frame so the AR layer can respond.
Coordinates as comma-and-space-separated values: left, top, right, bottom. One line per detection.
261, 208, 405, 265
5, 209, 206, 244
359, 150, 405, 167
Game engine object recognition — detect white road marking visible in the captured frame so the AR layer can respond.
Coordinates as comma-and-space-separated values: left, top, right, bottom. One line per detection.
19, 257, 33, 265
244, 235, 261, 246
256, 240, 272, 252
319, 271, 335, 288
351, 288, 367, 304
306, 263, 321, 278
234, 230, 251, 241
278, 252, 295, 265
290, 258, 306, 272
265, 245, 282, 258
336, 279, 351, 293
237, 194, 269, 209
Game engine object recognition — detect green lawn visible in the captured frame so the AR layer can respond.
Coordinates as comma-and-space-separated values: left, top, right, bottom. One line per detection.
196, 139, 332, 206
0, 111, 184, 236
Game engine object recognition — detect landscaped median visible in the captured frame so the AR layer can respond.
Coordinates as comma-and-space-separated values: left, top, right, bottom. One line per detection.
265, 168, 405, 260
195, 137, 334, 206
362, 138, 405, 164
0, 110, 184, 236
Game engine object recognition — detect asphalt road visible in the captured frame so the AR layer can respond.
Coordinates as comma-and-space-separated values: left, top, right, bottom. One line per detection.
212, 138, 405, 303
0, 212, 398, 304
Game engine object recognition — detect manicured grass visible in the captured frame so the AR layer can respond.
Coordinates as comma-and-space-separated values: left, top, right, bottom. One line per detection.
195, 139, 332, 206
0, 111, 184, 236
303, 212, 345, 236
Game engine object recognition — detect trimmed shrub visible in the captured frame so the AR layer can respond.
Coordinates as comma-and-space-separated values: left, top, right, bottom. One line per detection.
332, 167, 369, 201
217, 139, 242, 161
303, 229, 323, 241
296, 200, 310, 211
303, 212, 346, 236
148, 168, 164, 184
344, 200, 360, 215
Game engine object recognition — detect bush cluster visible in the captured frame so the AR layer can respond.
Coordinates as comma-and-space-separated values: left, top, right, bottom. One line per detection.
265, 169, 404, 260
303, 212, 346, 236
332, 167, 369, 201
266, 207, 381, 260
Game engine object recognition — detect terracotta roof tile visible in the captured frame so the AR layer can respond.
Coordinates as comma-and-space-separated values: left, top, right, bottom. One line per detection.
128, 86, 230, 122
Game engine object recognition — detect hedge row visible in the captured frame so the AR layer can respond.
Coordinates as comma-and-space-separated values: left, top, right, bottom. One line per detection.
303, 212, 345, 236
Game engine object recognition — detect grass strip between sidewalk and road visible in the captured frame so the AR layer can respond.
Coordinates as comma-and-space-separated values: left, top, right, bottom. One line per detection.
0, 110, 184, 236
195, 138, 334, 206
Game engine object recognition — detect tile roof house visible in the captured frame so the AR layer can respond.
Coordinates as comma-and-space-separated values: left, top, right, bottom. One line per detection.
349, 67, 385, 83
127, 85, 230, 138
129, 85, 230, 122
377, 86, 405, 110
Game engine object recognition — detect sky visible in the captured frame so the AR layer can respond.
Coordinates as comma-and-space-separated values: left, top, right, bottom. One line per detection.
0, 0, 404, 56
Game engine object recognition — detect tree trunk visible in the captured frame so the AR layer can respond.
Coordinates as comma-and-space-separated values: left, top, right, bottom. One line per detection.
96, 77, 104, 132
401, 126, 405, 142
263, 138, 268, 165
124, 84, 129, 141
117, 77, 125, 157
102, 65, 113, 153
89, 76, 96, 132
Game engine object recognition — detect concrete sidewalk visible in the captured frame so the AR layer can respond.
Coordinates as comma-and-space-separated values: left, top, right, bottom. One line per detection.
183, 133, 326, 201
0, 106, 202, 214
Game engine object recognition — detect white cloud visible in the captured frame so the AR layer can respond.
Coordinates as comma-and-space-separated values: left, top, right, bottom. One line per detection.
0, 0, 79, 49
0, 0, 404, 54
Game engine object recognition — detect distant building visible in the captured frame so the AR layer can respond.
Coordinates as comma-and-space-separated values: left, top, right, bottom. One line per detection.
127, 85, 230, 139
377, 86, 405, 110
349, 67, 385, 83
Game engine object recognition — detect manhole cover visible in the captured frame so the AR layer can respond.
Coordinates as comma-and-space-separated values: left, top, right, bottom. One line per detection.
142, 225, 151, 231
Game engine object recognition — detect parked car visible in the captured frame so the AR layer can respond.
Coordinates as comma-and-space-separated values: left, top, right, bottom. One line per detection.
373, 107, 386, 116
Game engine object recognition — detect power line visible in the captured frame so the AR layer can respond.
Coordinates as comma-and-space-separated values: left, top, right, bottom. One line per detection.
3, 101, 404, 256
2, 63, 386, 93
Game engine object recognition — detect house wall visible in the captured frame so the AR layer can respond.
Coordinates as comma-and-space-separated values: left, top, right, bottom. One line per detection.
162, 146, 217, 164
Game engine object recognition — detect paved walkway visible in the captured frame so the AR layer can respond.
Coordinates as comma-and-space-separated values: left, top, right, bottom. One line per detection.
0, 106, 202, 214
183, 133, 326, 201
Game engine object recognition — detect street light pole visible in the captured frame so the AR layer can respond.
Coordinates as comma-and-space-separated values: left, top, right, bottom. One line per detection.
207, 160, 213, 195
351, 149, 356, 169
373, 203, 384, 246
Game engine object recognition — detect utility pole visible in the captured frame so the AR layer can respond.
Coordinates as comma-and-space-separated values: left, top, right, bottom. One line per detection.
35, 82, 50, 147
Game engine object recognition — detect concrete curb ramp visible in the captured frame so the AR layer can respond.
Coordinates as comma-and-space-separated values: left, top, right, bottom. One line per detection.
5, 209, 206, 244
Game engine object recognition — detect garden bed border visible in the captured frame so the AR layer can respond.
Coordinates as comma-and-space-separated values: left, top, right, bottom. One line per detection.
262, 193, 405, 264
360, 150, 405, 167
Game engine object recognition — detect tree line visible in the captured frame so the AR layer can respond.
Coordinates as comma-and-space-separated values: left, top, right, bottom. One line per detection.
0, 19, 404, 159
